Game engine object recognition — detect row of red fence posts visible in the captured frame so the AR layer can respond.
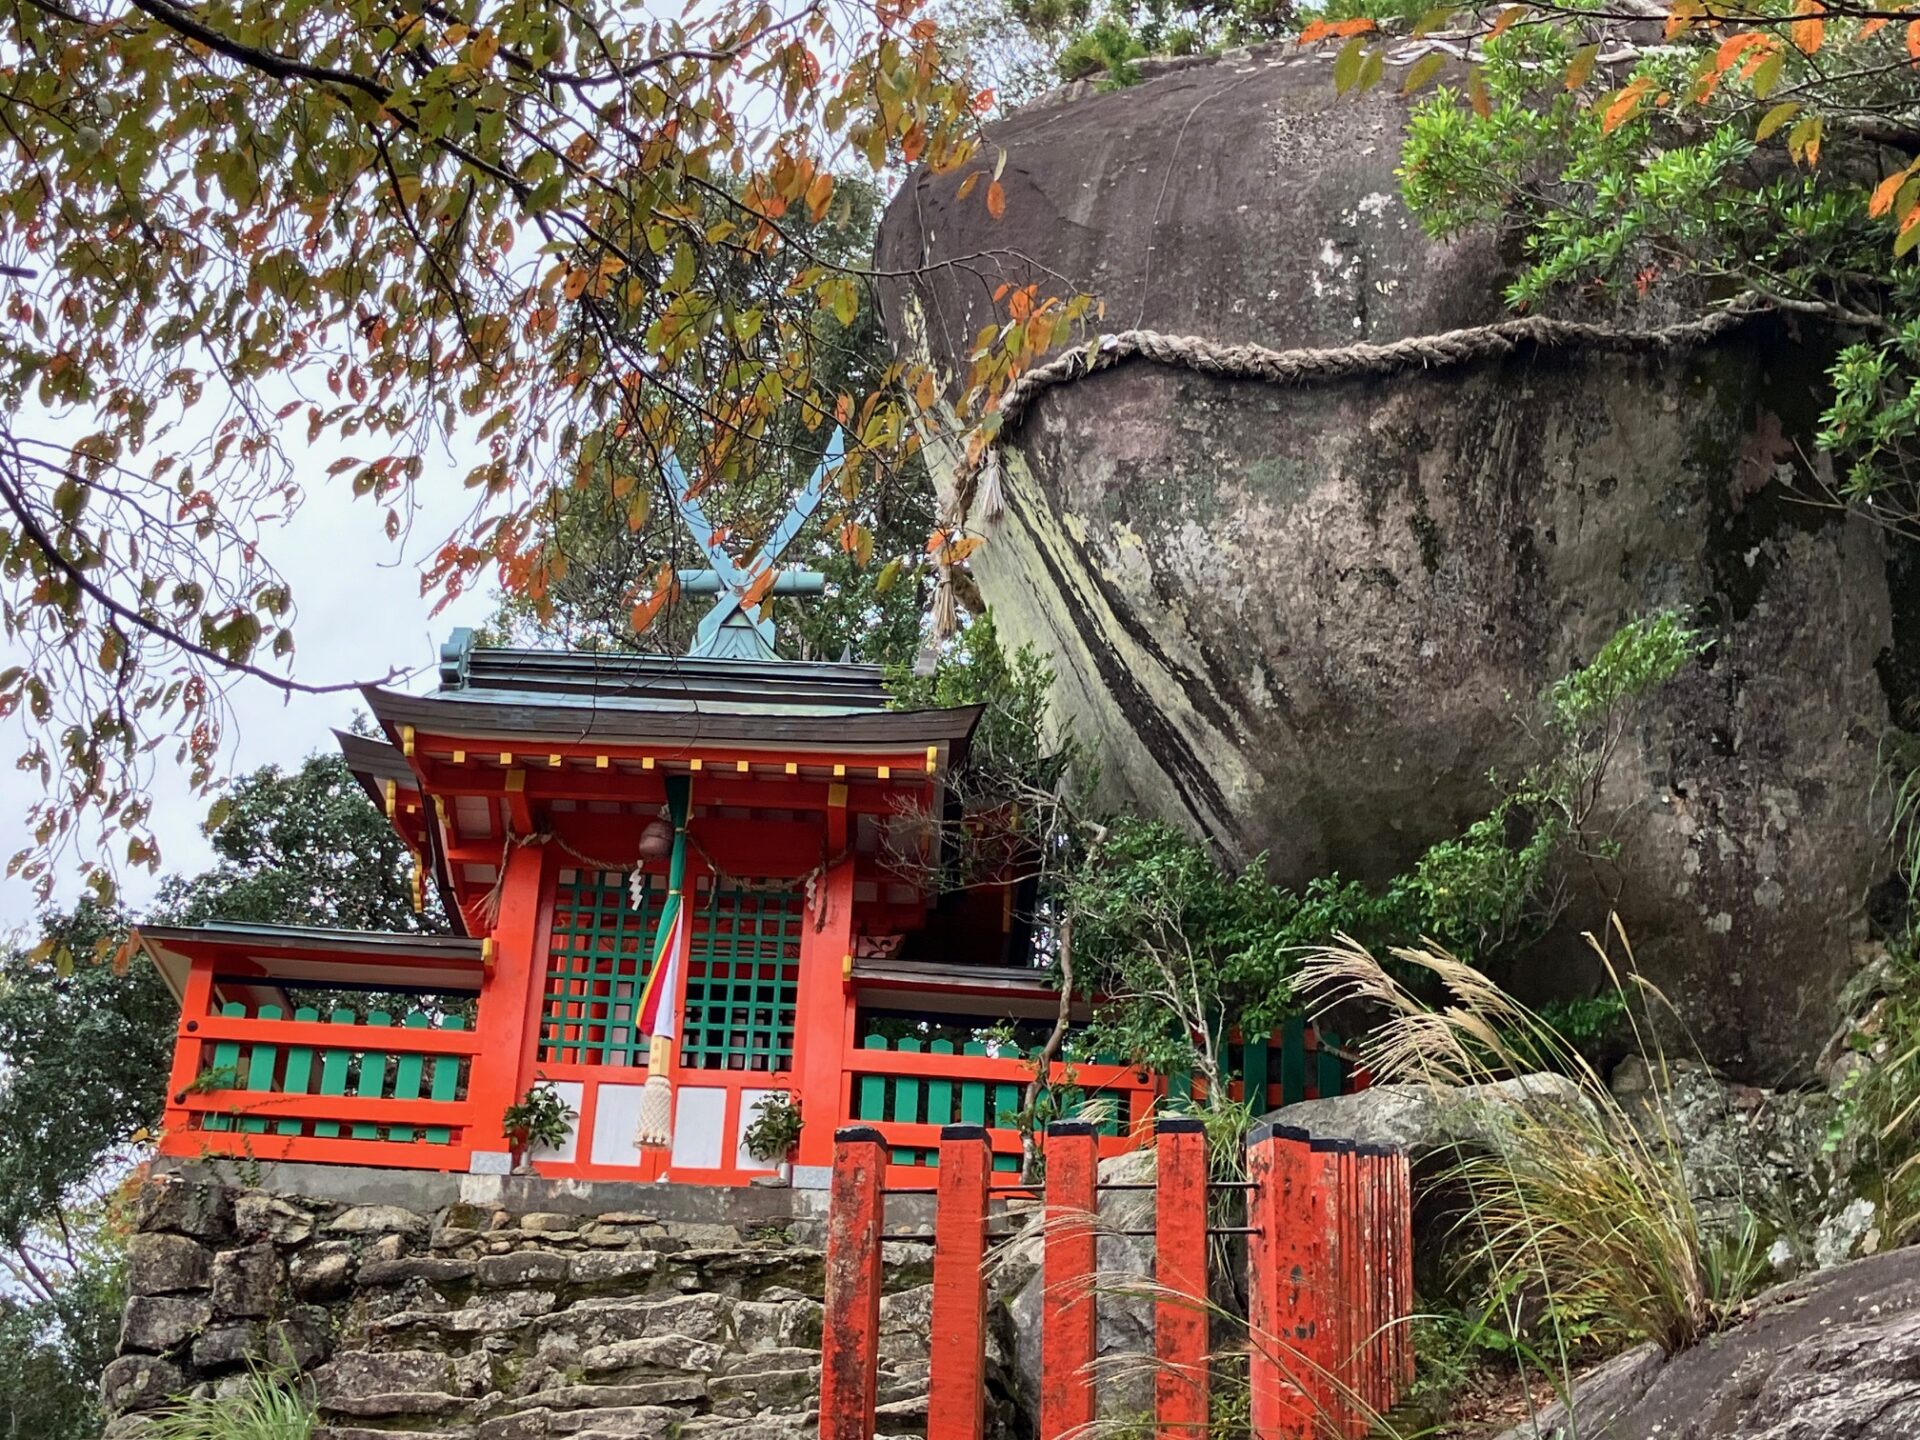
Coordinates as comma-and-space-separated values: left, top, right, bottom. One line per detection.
819, 1117, 1414, 1440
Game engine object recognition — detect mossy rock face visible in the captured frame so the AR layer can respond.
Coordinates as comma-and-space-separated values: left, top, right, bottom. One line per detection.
876, 50, 1917, 1081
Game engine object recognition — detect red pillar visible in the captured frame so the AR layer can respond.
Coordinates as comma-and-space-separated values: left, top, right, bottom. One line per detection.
792, 842, 856, 1179
821, 1126, 887, 1440
158, 956, 216, 1153
1248, 1124, 1319, 1439
467, 841, 552, 1157
930, 1126, 992, 1440
1042, 1121, 1098, 1439
1155, 1117, 1209, 1437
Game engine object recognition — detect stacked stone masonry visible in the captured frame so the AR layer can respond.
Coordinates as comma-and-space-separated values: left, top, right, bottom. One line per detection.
108, 1175, 1021, 1440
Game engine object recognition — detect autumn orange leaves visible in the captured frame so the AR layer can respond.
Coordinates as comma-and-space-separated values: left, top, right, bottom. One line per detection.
1296, 0, 1920, 255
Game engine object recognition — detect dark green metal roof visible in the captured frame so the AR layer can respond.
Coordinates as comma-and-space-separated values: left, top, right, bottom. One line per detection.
438, 628, 892, 716
356, 629, 981, 752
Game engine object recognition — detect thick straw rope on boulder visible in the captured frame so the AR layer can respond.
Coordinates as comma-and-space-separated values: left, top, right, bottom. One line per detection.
945, 300, 1767, 539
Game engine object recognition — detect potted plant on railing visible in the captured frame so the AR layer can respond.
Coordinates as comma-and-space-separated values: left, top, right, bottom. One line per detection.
742, 1091, 804, 1184
501, 1080, 574, 1174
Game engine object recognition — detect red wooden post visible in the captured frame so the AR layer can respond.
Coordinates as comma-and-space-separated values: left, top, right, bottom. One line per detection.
820, 1126, 887, 1440
1311, 1139, 1351, 1440
792, 844, 856, 1179
1042, 1121, 1098, 1440
1247, 1124, 1319, 1439
1383, 1147, 1403, 1409
1381, 1149, 1397, 1411
1360, 1147, 1383, 1418
1359, 1152, 1374, 1420
466, 841, 552, 1159
930, 1125, 992, 1440
1155, 1117, 1209, 1437
1396, 1148, 1414, 1395
1345, 1144, 1371, 1438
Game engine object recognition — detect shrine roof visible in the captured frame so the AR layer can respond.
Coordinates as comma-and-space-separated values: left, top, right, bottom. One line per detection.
359, 636, 982, 752
443, 640, 893, 712
135, 922, 485, 1005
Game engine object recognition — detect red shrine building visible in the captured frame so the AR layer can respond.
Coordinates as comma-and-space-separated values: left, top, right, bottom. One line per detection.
137, 632, 1128, 1186
136, 449, 1351, 1188
137, 651, 1353, 1188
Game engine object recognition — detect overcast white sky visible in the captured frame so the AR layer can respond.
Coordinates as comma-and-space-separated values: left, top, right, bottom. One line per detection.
0, 445, 497, 929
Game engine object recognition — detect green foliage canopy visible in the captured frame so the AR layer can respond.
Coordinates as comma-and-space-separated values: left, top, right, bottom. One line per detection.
0, 743, 441, 1438
1371, 4, 1920, 530
153, 750, 446, 933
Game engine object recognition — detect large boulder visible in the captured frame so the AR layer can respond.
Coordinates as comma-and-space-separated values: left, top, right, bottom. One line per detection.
876, 48, 1916, 1081
1494, 1246, 1920, 1439
1263, 1074, 1596, 1165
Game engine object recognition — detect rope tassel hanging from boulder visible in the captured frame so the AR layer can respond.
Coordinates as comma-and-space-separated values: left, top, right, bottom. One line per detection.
634, 773, 693, 1151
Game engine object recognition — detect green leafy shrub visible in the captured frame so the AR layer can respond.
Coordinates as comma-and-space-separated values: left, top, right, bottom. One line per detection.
1392, 10, 1920, 531
501, 1081, 575, 1153
1057, 18, 1147, 83
742, 1091, 805, 1163
1004, 0, 1299, 86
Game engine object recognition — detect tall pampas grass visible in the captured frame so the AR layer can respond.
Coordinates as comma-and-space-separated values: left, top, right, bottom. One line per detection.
1299, 917, 1760, 1358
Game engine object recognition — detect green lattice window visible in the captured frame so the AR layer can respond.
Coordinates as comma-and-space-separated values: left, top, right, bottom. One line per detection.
680, 883, 800, 1073
540, 870, 663, 1067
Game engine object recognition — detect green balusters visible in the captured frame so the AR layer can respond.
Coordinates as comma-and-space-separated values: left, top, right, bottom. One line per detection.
202, 1002, 245, 1133
314, 1009, 355, 1140
426, 1016, 465, 1146
278, 1007, 318, 1138
1280, 1015, 1308, 1106
859, 1034, 889, 1123
926, 1039, 954, 1130
237, 1004, 280, 1135
1242, 1034, 1271, 1114
390, 1012, 430, 1144
892, 1038, 922, 1165
993, 1080, 1022, 1134
1316, 1026, 1344, 1100
959, 1041, 988, 1128
353, 1011, 391, 1141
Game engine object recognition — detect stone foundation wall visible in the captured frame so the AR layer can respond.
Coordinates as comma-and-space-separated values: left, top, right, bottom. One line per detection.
106, 1170, 1015, 1439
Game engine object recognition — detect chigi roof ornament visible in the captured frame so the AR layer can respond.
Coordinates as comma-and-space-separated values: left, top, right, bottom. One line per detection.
664, 429, 844, 661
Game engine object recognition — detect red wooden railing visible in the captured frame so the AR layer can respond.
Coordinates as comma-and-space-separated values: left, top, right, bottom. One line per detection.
842, 1038, 1159, 1185
160, 970, 479, 1172
840, 1023, 1359, 1191
821, 1119, 1413, 1439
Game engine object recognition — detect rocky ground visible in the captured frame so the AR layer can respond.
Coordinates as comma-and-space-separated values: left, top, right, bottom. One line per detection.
105, 1174, 1021, 1440
1491, 1246, 1920, 1440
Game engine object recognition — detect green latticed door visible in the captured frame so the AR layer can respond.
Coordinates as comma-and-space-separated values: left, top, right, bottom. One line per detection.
679, 882, 801, 1073
540, 869, 664, 1067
